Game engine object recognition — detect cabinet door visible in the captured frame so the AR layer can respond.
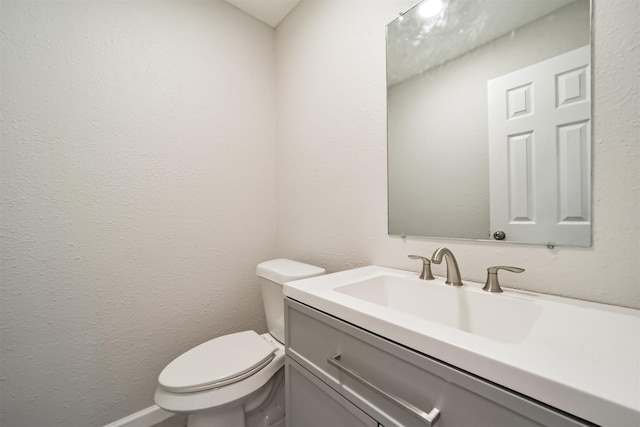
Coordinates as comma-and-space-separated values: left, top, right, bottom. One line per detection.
286, 358, 378, 427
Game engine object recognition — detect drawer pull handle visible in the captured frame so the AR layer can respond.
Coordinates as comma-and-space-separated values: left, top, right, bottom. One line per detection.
327, 354, 441, 426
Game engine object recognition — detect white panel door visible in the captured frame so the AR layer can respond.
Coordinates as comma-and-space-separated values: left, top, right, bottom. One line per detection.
488, 46, 591, 246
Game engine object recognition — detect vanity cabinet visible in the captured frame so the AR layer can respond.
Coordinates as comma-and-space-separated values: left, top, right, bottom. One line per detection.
284, 298, 591, 427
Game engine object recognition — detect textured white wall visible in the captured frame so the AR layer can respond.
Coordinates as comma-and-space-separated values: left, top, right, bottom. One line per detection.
0, 1, 276, 426
276, 0, 639, 308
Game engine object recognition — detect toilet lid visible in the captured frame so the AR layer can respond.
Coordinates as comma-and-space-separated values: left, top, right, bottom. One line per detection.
158, 330, 276, 393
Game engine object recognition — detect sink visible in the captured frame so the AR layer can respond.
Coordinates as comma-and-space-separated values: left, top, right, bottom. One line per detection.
335, 275, 542, 343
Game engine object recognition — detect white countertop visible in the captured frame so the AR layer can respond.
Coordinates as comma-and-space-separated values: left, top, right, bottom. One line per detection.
284, 265, 640, 426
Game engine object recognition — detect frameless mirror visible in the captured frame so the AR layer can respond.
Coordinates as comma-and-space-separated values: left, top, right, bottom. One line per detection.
387, 0, 592, 246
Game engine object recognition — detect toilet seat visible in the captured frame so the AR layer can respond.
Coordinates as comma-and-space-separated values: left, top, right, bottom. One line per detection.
155, 333, 285, 414
158, 331, 276, 393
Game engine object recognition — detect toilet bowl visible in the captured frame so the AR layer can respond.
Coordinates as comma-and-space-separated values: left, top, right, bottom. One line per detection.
154, 259, 325, 427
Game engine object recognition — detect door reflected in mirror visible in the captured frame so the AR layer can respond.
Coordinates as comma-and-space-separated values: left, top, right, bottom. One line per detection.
387, 0, 592, 246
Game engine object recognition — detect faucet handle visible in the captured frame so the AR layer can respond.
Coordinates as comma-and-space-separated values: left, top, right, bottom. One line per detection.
483, 266, 525, 293
408, 255, 435, 280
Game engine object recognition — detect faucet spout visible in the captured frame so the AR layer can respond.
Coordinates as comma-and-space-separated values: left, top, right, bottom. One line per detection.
431, 247, 463, 286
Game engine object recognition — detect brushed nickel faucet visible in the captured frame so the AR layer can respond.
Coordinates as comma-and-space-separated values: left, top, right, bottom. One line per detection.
483, 266, 525, 293
408, 255, 434, 280
431, 248, 463, 286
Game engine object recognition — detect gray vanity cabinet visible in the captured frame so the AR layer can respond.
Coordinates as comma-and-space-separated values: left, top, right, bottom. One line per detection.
284, 298, 591, 427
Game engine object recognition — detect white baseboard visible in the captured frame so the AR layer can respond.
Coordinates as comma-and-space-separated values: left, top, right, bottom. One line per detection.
104, 404, 186, 427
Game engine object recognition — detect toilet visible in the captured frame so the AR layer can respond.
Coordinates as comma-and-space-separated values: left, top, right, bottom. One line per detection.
154, 259, 325, 427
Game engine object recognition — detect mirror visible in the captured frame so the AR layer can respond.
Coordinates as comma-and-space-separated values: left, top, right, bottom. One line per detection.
387, 0, 591, 246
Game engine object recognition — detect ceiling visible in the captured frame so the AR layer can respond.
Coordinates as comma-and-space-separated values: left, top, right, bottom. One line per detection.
387, 0, 576, 86
223, 0, 302, 28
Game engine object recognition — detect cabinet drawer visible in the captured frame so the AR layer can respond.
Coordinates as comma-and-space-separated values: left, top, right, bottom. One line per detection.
285, 298, 590, 427
286, 358, 378, 427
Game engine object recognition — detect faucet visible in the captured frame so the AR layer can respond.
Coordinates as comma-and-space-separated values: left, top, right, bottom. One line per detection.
431, 248, 463, 286
408, 255, 434, 280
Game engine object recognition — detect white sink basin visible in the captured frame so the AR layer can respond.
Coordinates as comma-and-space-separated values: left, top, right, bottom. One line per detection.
284, 265, 640, 427
335, 275, 541, 343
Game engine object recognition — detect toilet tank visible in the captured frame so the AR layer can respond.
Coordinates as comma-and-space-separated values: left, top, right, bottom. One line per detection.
256, 259, 325, 343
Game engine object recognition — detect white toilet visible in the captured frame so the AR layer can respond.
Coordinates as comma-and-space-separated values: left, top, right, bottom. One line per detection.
154, 259, 325, 427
